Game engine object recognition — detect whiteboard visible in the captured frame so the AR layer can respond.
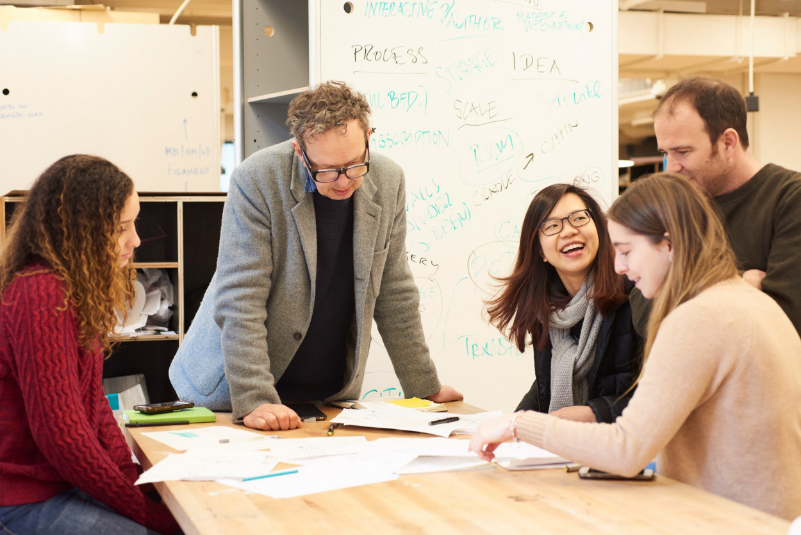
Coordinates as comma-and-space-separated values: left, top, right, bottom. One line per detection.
0, 21, 220, 194
315, 0, 618, 412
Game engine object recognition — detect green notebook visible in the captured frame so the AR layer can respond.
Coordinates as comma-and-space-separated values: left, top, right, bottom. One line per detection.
121, 407, 216, 424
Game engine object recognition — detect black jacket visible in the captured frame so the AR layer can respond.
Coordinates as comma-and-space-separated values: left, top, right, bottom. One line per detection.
515, 296, 643, 423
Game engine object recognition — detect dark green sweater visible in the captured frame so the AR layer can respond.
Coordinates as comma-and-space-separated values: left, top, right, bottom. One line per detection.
631, 164, 801, 336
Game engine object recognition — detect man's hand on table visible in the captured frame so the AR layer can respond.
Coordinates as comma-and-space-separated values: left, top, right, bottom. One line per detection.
243, 403, 301, 430
427, 385, 464, 403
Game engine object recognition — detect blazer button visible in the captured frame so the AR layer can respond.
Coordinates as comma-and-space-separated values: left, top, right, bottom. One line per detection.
293, 332, 302, 341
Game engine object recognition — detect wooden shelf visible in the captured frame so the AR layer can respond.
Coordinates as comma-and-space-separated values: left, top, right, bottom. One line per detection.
132, 262, 179, 269
4, 191, 225, 402
247, 86, 309, 104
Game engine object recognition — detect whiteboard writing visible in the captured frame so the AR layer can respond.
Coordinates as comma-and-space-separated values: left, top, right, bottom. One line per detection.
319, 0, 616, 411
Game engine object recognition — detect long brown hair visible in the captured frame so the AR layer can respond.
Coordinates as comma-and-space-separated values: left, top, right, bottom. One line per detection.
607, 173, 738, 375
486, 184, 626, 351
0, 155, 136, 352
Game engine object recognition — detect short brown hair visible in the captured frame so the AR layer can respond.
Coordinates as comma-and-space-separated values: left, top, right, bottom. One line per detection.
654, 77, 749, 149
485, 184, 626, 352
286, 81, 371, 148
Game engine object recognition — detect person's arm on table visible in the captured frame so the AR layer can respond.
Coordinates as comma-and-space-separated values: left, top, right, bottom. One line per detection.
373, 171, 461, 402
10, 278, 178, 535
214, 165, 300, 431
471, 303, 730, 476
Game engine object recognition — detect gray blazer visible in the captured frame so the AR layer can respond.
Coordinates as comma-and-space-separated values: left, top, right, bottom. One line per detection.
169, 140, 441, 419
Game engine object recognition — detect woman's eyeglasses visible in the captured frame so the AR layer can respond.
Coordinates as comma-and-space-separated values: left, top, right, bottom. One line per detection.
539, 209, 592, 236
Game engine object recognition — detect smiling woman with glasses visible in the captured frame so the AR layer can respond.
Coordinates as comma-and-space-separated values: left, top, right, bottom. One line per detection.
539, 209, 592, 236
485, 183, 642, 424
473, 174, 801, 521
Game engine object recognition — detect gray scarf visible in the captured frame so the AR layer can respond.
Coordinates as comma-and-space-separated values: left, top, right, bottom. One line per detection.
548, 273, 603, 413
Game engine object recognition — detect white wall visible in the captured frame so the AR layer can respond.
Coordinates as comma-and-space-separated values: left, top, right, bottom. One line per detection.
752, 73, 801, 171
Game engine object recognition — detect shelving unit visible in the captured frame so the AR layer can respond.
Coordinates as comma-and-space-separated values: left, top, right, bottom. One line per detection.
234, 0, 310, 163
247, 86, 310, 105
1, 191, 226, 402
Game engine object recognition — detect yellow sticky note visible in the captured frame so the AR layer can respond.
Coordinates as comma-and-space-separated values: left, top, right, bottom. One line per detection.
387, 397, 432, 408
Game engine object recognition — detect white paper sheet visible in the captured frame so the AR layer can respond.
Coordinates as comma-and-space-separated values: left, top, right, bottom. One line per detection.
293, 449, 419, 473
142, 426, 271, 451
219, 463, 398, 499
366, 437, 473, 456
136, 450, 279, 484
266, 437, 369, 461
397, 456, 491, 474
492, 441, 569, 470
331, 406, 504, 437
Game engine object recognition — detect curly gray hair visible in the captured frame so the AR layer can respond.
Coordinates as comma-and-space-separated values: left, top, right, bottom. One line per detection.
286, 81, 372, 148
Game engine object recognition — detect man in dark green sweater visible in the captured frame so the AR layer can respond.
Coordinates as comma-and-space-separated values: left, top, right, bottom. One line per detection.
630, 77, 801, 336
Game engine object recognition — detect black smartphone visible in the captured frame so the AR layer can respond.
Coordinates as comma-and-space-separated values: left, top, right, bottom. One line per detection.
133, 401, 194, 414
578, 467, 655, 481
286, 403, 327, 421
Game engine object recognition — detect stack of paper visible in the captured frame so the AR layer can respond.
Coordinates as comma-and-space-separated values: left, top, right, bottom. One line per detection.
142, 425, 272, 451
328, 398, 446, 412
136, 450, 279, 484
330, 403, 504, 437
266, 437, 368, 462
135, 423, 570, 499
493, 442, 570, 470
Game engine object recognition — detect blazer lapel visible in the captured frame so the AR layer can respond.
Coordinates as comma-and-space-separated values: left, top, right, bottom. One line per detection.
353, 175, 381, 281
353, 175, 382, 324
290, 157, 317, 295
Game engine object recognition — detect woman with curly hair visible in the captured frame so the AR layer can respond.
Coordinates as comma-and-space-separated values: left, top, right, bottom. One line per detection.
0, 155, 178, 534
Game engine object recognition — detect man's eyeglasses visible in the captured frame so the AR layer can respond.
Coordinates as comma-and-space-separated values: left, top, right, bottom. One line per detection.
539, 209, 592, 236
300, 143, 370, 184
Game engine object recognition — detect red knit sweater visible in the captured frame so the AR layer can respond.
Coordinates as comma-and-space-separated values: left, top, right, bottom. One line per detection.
0, 269, 178, 535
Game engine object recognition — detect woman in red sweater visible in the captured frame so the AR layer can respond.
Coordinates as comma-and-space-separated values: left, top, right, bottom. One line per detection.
0, 155, 179, 534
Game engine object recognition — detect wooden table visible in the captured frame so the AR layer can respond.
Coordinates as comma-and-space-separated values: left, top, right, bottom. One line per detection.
127, 403, 790, 534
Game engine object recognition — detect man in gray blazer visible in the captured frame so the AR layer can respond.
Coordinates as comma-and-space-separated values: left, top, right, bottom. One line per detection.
170, 82, 462, 430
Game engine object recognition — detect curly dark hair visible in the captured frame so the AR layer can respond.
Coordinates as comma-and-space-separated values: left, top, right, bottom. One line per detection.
0, 155, 136, 352
286, 81, 371, 148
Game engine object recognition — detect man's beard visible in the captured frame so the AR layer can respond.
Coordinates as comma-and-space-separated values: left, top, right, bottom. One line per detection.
694, 145, 730, 197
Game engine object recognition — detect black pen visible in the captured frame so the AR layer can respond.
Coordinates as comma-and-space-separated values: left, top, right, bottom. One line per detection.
328, 423, 343, 436
428, 416, 460, 426
125, 421, 190, 428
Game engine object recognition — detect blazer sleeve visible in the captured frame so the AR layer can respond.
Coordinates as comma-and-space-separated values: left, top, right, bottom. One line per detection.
373, 170, 442, 399
213, 165, 279, 419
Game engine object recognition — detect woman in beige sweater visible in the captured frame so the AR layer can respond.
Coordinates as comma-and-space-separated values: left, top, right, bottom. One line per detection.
470, 173, 801, 520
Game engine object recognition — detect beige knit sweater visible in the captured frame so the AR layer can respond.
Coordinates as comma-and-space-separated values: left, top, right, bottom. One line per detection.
517, 278, 801, 520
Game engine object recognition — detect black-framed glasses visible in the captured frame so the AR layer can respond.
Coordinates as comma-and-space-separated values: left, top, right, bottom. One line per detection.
540, 209, 592, 236
300, 143, 370, 183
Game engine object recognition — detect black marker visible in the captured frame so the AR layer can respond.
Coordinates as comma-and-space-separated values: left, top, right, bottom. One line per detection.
428, 416, 460, 426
